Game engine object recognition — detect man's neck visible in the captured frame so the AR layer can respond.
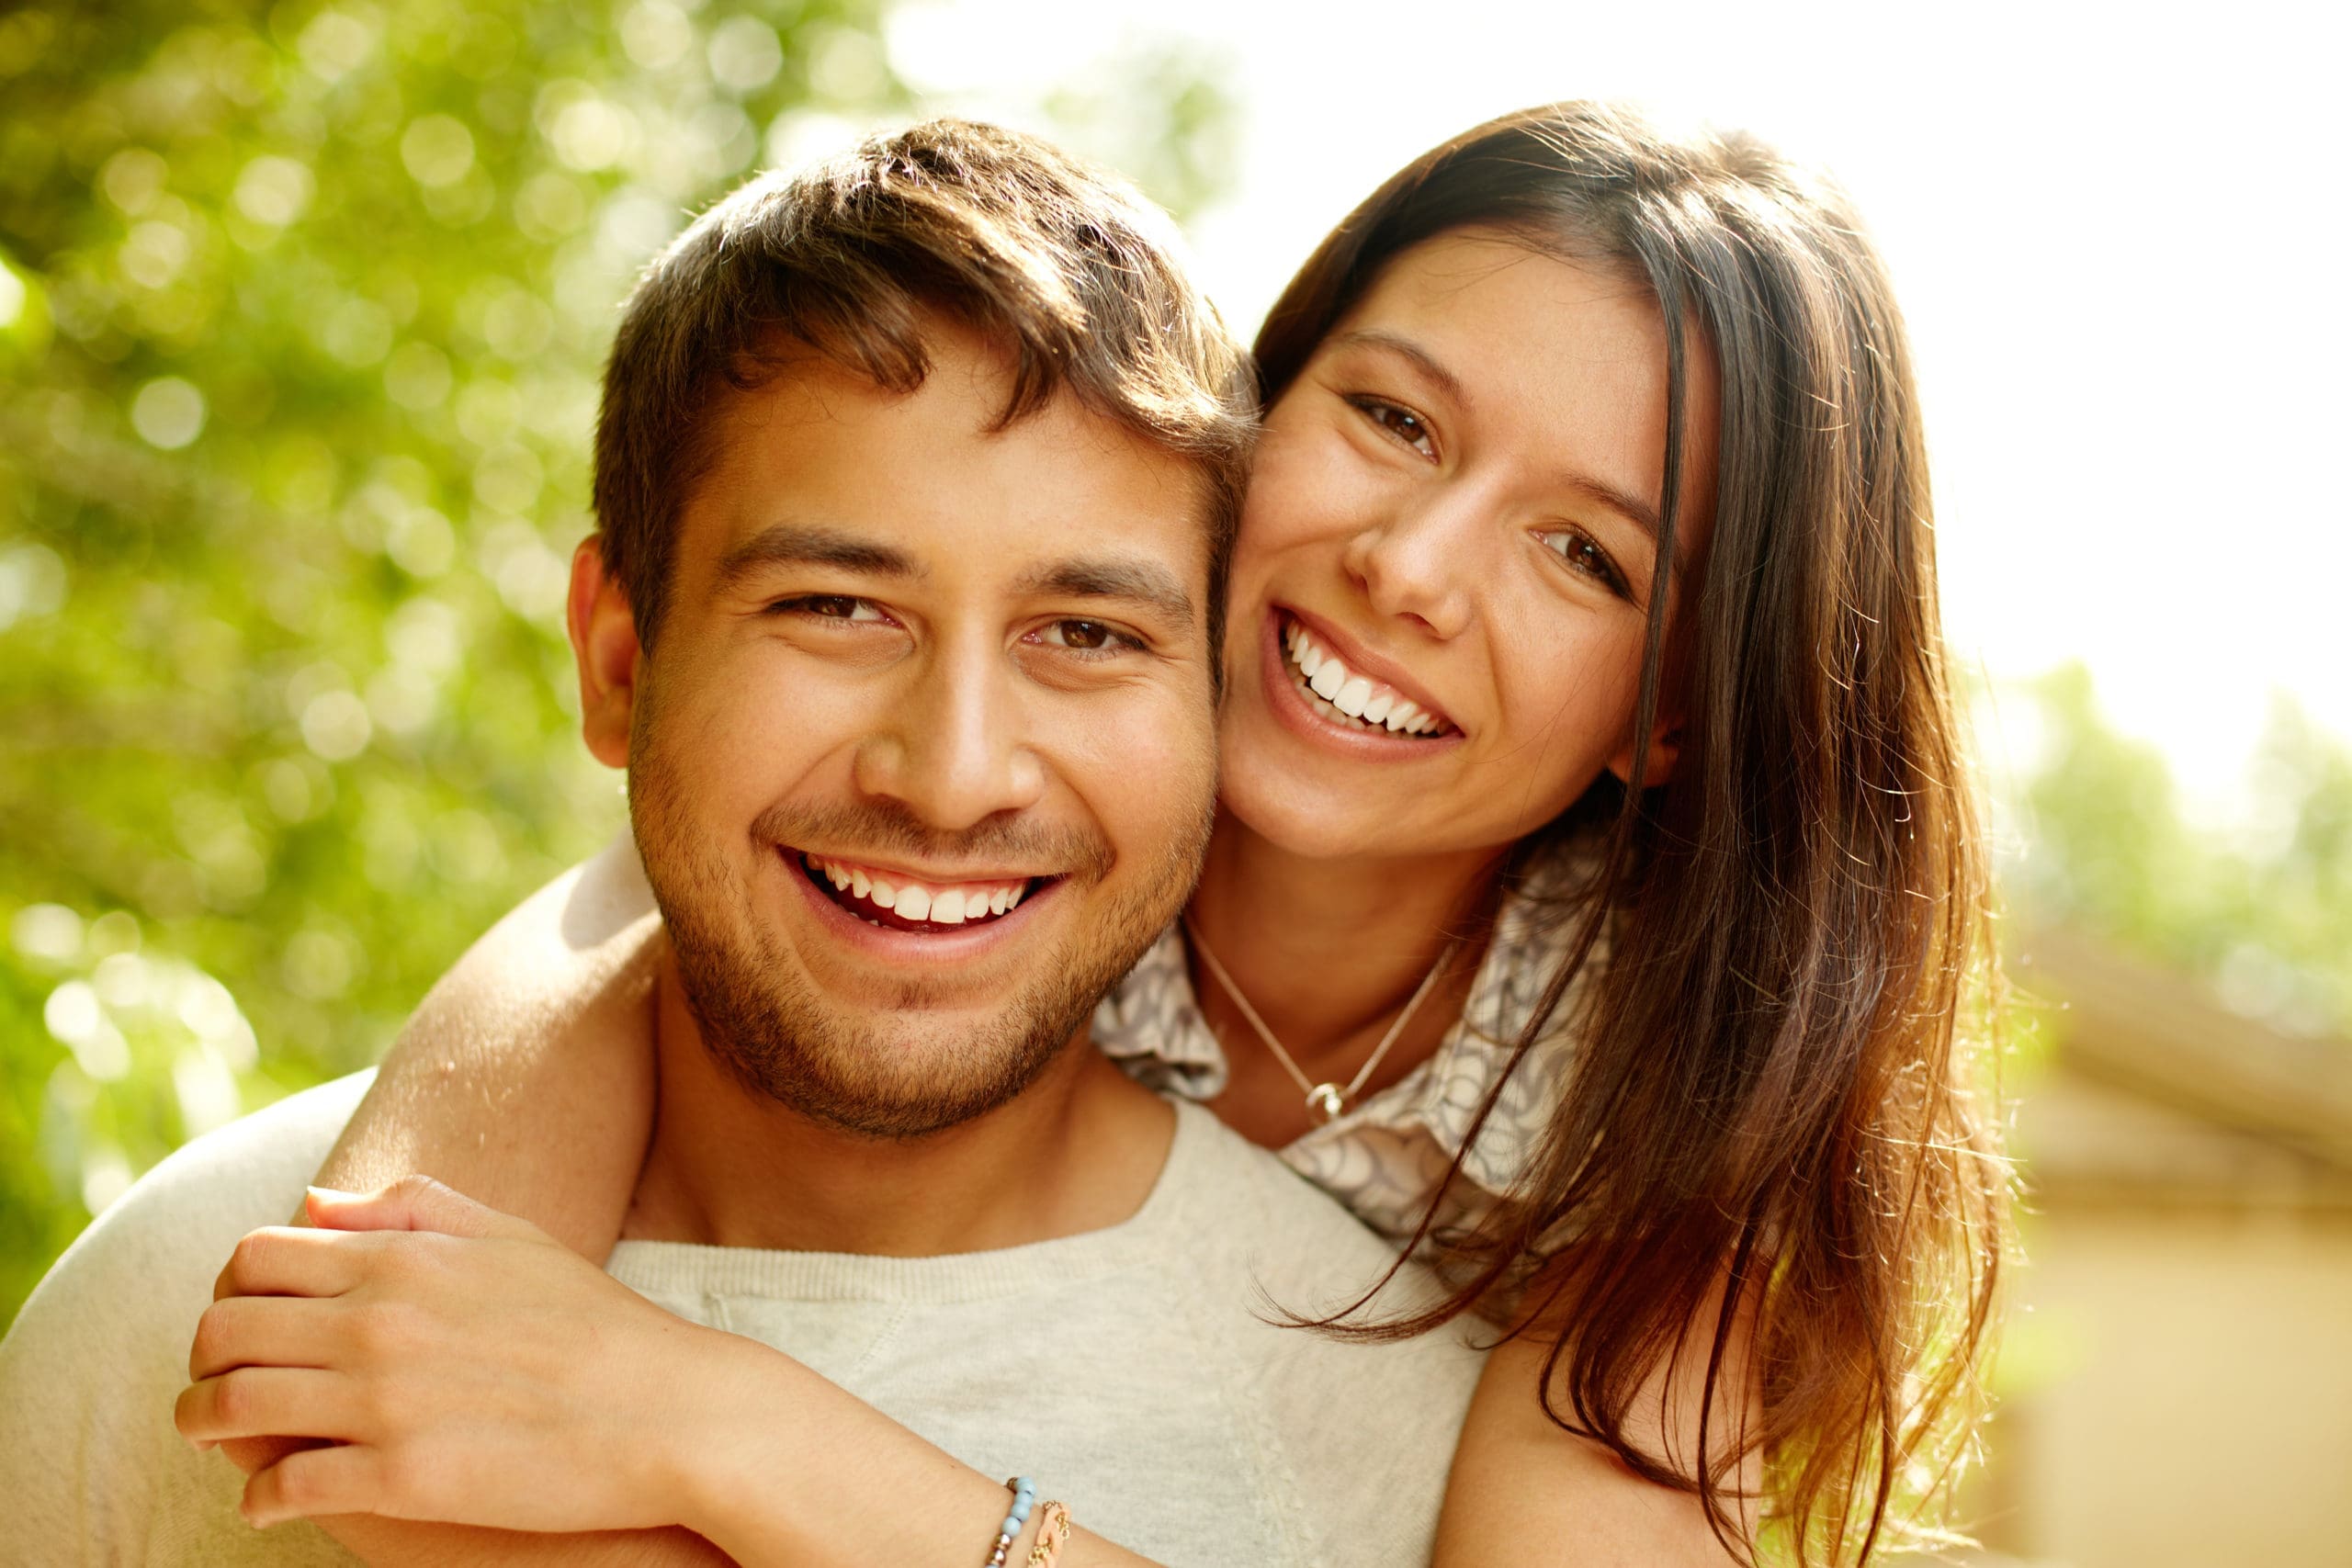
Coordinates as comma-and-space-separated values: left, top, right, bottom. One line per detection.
622, 956, 1174, 1256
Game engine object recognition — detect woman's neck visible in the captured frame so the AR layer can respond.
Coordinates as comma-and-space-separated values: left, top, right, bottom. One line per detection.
1184, 809, 1503, 1145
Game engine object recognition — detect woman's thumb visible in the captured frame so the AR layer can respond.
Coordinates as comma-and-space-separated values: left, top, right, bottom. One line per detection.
305, 1173, 541, 1240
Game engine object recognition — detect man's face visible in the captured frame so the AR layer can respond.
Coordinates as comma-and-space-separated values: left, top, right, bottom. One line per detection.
576, 323, 1219, 1138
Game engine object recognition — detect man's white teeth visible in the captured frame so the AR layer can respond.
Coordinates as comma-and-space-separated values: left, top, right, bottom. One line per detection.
804, 855, 1028, 928
1282, 620, 1448, 736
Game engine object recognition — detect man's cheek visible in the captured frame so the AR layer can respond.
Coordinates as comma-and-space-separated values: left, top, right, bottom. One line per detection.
1083, 705, 1216, 852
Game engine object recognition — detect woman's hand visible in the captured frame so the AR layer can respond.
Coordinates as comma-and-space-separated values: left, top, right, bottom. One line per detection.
176, 1176, 746, 1535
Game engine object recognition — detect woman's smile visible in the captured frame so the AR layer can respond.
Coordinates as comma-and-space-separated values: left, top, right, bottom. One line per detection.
1216, 230, 1714, 864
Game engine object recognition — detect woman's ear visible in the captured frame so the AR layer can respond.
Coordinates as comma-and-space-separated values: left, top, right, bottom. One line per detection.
568, 537, 642, 770
1606, 714, 1682, 792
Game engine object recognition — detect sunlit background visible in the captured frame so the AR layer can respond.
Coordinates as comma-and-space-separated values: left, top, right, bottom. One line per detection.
2, 2, 2345, 1564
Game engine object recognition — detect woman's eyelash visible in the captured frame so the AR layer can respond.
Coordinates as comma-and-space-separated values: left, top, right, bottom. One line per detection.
1537, 531, 1632, 597
1343, 394, 1437, 458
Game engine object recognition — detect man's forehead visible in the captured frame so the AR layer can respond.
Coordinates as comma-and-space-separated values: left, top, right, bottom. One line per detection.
683, 339, 1213, 615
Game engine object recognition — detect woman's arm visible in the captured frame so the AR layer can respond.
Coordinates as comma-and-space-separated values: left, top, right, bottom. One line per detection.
312, 831, 662, 1258
187, 1182, 1158, 1568
193, 1179, 1759, 1567
1434, 1289, 1761, 1567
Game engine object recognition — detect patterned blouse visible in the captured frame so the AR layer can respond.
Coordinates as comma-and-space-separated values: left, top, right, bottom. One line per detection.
1092, 848, 1601, 1243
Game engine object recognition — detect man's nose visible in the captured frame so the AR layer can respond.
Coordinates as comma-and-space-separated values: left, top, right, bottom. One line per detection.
852, 640, 1046, 831
1338, 479, 1490, 640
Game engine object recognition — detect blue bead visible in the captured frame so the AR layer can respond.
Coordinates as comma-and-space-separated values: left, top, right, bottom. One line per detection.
1012, 1497, 1035, 1520
1001, 1516, 1021, 1537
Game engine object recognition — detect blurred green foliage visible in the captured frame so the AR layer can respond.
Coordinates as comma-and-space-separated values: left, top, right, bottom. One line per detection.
2006, 667, 2352, 1042
4, 0, 2340, 1354
0, 0, 1237, 1329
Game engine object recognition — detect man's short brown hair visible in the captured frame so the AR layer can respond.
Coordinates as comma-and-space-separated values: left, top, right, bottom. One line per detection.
594, 118, 1259, 651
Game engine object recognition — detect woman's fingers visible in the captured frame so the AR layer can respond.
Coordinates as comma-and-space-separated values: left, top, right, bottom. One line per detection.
210, 1225, 370, 1303
241, 1442, 384, 1528
304, 1173, 547, 1242
175, 1366, 361, 1447
187, 1293, 351, 1382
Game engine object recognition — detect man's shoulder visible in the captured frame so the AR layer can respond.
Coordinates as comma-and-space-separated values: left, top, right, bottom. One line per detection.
1158, 1100, 1461, 1317
0, 1071, 372, 1566
1147, 1104, 1485, 1562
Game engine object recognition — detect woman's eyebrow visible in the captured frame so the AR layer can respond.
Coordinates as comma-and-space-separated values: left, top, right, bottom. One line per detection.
1327, 329, 1470, 410
1332, 331, 1679, 560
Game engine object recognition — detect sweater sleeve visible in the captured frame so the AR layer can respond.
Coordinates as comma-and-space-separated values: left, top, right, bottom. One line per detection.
0, 1074, 375, 1567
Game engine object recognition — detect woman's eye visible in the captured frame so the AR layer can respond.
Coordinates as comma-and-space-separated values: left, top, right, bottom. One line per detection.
1033, 619, 1136, 654
774, 594, 887, 623
1348, 397, 1437, 460
1536, 530, 1630, 596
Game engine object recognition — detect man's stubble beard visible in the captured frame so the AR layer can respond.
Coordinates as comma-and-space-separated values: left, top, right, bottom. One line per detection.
626, 697, 1214, 1141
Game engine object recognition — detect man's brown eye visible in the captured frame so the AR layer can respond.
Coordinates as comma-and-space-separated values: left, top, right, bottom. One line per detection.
807, 595, 858, 617
1057, 621, 1109, 648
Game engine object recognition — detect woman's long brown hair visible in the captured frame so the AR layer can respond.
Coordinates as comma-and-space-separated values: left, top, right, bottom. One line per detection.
1256, 105, 2009, 1565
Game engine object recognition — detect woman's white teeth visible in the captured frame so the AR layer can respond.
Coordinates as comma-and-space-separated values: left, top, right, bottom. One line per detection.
1282, 619, 1448, 736
805, 855, 1028, 928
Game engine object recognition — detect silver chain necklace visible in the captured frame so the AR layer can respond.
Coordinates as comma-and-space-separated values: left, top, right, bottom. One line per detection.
1182, 917, 1461, 1126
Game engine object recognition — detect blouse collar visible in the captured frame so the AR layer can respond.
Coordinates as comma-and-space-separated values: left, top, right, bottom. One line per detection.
1091, 845, 1601, 1202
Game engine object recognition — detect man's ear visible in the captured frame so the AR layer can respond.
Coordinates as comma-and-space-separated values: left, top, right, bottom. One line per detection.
568, 536, 641, 770
1605, 712, 1682, 793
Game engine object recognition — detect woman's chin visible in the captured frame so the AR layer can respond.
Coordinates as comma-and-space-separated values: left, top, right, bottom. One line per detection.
1210, 741, 1437, 863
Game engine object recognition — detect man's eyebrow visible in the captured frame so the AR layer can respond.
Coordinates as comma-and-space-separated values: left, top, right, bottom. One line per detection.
713, 523, 923, 591
1328, 329, 1470, 410
1014, 556, 1196, 626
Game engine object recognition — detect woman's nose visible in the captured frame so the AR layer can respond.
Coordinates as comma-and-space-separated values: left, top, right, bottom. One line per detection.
1339, 484, 1485, 639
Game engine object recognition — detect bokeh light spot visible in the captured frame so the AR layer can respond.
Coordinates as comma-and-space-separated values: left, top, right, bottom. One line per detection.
300, 688, 374, 761
620, 1, 696, 70
130, 377, 208, 449
401, 114, 478, 187
10, 904, 85, 967
709, 16, 785, 94
0, 542, 69, 631
232, 154, 316, 227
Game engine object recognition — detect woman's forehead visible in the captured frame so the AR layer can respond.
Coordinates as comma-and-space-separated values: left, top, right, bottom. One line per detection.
1320, 230, 1719, 538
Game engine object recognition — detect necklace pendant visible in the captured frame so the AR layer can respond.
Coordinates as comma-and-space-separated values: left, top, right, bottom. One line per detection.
1306, 1083, 1348, 1124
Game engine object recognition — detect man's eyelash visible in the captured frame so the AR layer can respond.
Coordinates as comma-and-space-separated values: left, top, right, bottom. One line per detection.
1034, 619, 1147, 659
765, 594, 886, 624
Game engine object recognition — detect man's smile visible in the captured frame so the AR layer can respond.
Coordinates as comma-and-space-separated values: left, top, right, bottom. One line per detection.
797, 850, 1054, 933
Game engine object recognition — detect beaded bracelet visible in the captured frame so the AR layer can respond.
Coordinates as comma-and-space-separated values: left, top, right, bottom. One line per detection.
983, 1476, 1037, 1568
1024, 1500, 1072, 1567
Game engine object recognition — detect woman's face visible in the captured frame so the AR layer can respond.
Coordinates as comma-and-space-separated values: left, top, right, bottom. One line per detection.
1217, 228, 1721, 863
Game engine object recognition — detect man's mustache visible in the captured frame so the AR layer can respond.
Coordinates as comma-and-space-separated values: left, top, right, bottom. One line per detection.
751, 800, 1116, 884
